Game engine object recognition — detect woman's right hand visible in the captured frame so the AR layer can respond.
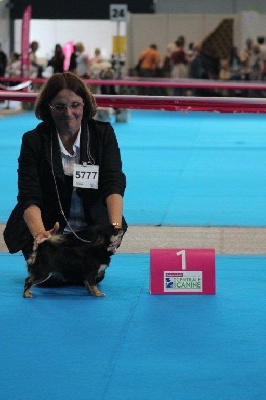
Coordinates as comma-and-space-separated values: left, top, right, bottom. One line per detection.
33, 222, 60, 250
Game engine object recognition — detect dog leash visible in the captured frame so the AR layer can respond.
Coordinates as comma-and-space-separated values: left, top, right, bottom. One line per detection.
50, 133, 92, 244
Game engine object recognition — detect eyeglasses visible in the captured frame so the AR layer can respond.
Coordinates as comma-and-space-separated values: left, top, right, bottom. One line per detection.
49, 102, 84, 112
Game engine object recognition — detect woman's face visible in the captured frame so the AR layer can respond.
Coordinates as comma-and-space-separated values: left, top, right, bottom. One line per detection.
49, 89, 84, 136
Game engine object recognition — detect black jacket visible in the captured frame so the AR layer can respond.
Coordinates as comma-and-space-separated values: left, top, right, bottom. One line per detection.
4, 118, 127, 253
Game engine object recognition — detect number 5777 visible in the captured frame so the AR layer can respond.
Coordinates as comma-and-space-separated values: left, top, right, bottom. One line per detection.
75, 171, 98, 179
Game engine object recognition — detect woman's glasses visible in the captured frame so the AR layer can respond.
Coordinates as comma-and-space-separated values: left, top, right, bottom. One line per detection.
49, 102, 84, 112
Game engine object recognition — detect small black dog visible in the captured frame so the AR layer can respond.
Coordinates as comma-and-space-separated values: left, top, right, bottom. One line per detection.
23, 225, 124, 298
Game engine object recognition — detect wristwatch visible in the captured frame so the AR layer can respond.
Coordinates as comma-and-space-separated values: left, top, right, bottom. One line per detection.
111, 222, 122, 229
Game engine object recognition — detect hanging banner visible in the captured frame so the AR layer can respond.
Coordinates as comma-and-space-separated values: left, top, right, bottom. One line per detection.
21, 5, 32, 77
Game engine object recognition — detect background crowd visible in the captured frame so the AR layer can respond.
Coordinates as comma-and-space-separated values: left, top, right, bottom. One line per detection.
1, 35, 266, 100
135, 35, 266, 97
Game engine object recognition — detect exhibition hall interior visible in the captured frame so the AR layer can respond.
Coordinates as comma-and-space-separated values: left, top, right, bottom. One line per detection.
0, 1, 265, 399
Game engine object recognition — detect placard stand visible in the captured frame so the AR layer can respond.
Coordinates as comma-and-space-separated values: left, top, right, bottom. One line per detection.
150, 249, 216, 295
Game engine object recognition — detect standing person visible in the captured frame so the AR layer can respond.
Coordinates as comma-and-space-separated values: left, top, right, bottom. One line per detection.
170, 38, 188, 95
6, 52, 21, 80
162, 43, 176, 78
229, 46, 241, 80
89, 48, 114, 95
29, 41, 43, 91
3, 72, 127, 286
75, 42, 90, 78
48, 43, 65, 73
137, 43, 161, 78
0, 44, 7, 77
240, 38, 254, 81
248, 44, 263, 97
68, 44, 77, 73
5, 52, 21, 109
29, 40, 43, 78
90, 48, 104, 69
137, 44, 161, 94
188, 42, 208, 96
257, 36, 266, 61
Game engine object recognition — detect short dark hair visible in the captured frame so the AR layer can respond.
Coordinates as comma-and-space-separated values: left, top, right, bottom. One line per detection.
175, 39, 184, 47
35, 72, 98, 122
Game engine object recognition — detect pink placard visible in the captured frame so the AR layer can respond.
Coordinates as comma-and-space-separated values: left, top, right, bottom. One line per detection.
62, 41, 74, 72
150, 248, 215, 295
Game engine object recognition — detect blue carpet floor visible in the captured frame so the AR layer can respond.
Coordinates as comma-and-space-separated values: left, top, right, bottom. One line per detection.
0, 253, 266, 400
1, 110, 266, 399
1, 110, 266, 226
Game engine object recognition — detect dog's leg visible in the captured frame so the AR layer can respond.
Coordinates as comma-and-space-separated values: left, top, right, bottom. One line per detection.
84, 280, 106, 297
23, 273, 52, 298
23, 276, 35, 298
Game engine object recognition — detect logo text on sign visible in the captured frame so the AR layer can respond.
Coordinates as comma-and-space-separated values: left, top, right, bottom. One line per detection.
164, 271, 203, 293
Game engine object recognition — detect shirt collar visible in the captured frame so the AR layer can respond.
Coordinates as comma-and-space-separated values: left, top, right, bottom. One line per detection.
57, 127, 81, 156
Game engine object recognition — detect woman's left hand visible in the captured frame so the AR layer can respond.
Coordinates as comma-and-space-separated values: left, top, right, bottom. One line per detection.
108, 228, 124, 253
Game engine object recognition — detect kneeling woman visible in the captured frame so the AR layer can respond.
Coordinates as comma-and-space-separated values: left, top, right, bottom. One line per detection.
4, 72, 127, 285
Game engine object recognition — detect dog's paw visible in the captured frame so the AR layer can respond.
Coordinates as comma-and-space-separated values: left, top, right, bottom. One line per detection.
23, 290, 33, 298
91, 289, 106, 297
86, 283, 106, 297
95, 291, 106, 297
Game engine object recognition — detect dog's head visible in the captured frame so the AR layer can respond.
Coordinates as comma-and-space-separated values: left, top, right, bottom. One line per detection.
88, 225, 124, 250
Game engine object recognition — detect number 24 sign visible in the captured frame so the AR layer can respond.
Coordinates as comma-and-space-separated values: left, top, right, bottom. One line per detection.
110, 4, 128, 22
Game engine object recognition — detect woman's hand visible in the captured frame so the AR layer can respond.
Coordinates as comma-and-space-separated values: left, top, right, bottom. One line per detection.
33, 222, 60, 250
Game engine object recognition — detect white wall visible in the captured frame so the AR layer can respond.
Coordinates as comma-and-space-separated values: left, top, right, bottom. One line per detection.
14, 19, 126, 62
155, 0, 266, 14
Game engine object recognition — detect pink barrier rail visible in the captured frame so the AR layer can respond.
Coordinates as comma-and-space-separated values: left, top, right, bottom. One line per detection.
1, 91, 266, 113
1, 76, 266, 90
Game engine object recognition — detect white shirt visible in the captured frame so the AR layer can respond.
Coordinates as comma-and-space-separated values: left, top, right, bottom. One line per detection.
57, 128, 87, 233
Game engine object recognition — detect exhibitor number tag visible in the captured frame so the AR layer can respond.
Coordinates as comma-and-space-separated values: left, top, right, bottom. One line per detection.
73, 164, 99, 189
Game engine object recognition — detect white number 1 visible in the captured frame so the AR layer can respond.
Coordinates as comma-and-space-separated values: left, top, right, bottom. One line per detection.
176, 250, 187, 270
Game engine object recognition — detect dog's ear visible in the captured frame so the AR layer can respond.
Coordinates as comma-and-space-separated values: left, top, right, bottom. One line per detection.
113, 227, 124, 237
91, 235, 105, 247
109, 228, 124, 243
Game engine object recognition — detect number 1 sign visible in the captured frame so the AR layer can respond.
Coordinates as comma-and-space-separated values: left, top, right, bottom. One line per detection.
150, 248, 216, 295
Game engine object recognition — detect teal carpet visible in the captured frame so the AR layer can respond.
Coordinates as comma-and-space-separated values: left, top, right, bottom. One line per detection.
1, 110, 266, 399
0, 253, 266, 400
1, 110, 266, 226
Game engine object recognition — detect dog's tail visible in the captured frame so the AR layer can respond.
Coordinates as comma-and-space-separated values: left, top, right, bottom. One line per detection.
27, 235, 65, 266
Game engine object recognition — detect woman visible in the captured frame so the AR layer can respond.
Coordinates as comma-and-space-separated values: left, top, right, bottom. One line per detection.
5, 52, 21, 109
4, 72, 127, 283
48, 43, 65, 73
29, 40, 43, 78
170, 38, 188, 95
75, 42, 90, 78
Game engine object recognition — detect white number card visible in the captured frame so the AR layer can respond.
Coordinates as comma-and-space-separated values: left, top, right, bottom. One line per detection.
73, 164, 99, 189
